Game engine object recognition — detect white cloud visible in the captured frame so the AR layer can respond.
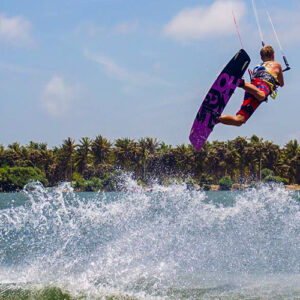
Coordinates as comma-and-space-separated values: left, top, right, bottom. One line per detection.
163, 0, 246, 41
0, 14, 33, 45
84, 50, 129, 81
84, 50, 170, 91
41, 76, 75, 117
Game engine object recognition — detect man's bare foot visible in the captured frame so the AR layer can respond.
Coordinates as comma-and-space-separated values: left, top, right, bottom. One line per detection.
218, 114, 246, 126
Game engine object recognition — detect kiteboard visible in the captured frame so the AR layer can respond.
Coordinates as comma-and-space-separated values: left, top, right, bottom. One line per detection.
189, 49, 250, 151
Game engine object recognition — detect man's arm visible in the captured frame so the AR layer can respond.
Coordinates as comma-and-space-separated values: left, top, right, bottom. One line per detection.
275, 63, 284, 87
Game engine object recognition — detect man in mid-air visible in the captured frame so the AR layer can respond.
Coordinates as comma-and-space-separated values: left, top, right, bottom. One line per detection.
218, 45, 284, 126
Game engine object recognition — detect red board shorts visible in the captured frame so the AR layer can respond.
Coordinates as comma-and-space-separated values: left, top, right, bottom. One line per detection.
236, 78, 271, 121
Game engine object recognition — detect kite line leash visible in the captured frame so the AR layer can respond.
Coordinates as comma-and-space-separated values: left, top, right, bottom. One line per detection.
251, 0, 265, 47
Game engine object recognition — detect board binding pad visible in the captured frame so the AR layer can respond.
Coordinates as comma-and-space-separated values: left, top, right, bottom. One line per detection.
189, 49, 250, 151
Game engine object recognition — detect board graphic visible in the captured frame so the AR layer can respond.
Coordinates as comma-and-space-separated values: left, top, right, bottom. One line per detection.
189, 49, 251, 151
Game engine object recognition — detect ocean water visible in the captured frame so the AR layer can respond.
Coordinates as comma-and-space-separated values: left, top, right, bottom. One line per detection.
0, 178, 299, 300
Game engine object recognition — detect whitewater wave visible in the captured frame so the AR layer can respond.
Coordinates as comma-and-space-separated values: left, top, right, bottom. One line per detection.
0, 178, 299, 299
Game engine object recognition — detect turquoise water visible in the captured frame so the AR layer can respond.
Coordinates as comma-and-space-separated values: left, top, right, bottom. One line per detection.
0, 178, 300, 299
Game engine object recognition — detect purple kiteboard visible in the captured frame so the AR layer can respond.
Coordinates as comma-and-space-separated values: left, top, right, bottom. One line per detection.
189, 49, 250, 151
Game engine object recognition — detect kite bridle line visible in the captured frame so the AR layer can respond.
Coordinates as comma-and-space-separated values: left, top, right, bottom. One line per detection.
232, 10, 244, 49
232, 10, 252, 78
252, 0, 291, 72
232, 10, 253, 77
251, 0, 265, 47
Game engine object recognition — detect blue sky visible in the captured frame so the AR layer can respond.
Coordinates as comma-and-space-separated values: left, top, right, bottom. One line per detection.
0, 0, 299, 147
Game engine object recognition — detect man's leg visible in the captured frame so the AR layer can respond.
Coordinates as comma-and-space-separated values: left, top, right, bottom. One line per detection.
218, 81, 266, 127
239, 80, 266, 102
218, 114, 246, 126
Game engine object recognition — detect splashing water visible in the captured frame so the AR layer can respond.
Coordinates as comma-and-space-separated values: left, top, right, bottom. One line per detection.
0, 177, 299, 299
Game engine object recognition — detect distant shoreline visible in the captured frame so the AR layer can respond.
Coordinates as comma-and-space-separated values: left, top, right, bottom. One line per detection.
1, 135, 299, 193
189, 183, 300, 192
1, 183, 299, 193
285, 185, 300, 191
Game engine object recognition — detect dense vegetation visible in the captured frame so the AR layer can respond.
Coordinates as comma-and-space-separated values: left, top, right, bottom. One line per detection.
0, 135, 299, 192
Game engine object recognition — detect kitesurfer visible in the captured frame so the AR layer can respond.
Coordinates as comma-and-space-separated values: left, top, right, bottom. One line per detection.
218, 45, 284, 126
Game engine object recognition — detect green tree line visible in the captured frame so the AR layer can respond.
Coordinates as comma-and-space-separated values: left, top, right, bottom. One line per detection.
0, 135, 299, 192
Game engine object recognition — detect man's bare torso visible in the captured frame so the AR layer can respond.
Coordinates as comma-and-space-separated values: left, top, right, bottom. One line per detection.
264, 61, 284, 86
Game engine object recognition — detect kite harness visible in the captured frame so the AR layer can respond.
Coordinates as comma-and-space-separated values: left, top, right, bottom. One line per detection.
251, 62, 279, 99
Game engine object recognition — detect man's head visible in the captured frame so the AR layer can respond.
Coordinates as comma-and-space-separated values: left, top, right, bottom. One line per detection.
260, 45, 275, 61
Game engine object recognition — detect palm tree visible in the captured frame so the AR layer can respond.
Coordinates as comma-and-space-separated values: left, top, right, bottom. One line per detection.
25, 141, 44, 169
284, 140, 299, 160
230, 137, 248, 182
57, 137, 77, 181
143, 137, 159, 154
91, 135, 112, 174
284, 140, 300, 183
8, 142, 22, 153
5, 142, 25, 166
27, 148, 41, 168
39, 147, 56, 185
203, 141, 228, 180
150, 142, 177, 179
293, 152, 300, 184
173, 143, 193, 177
262, 141, 281, 172
76, 137, 91, 175
0, 145, 4, 167
159, 142, 172, 152
138, 138, 149, 180
114, 138, 140, 172
223, 141, 238, 179
137, 137, 159, 180
28, 141, 40, 150
190, 142, 210, 178
244, 135, 264, 181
